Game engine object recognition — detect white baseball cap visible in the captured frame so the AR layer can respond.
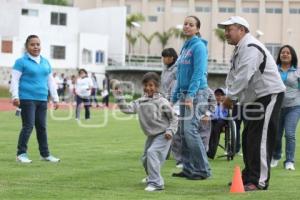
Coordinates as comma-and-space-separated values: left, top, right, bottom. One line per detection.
218, 16, 250, 29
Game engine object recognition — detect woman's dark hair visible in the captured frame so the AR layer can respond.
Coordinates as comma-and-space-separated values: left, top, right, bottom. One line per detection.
142, 72, 160, 87
161, 48, 178, 67
187, 15, 201, 37
276, 45, 298, 68
25, 35, 39, 48
78, 68, 88, 75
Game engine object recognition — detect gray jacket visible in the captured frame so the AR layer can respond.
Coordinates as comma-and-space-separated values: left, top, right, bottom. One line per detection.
116, 93, 178, 136
161, 64, 177, 101
226, 33, 286, 104
279, 67, 300, 108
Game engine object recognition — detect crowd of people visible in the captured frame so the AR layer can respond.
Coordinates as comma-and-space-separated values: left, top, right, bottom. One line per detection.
10, 15, 299, 193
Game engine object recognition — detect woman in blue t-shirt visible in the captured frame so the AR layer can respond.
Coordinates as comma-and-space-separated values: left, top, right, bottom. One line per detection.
10, 35, 60, 163
271, 45, 300, 170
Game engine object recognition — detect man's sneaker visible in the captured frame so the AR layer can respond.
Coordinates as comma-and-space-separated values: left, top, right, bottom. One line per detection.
144, 185, 163, 192
141, 177, 148, 183
270, 158, 279, 168
41, 155, 60, 163
244, 183, 260, 192
16, 153, 32, 163
285, 162, 295, 170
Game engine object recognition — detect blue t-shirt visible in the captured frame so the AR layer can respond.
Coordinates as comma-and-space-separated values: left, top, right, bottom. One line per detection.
13, 54, 52, 101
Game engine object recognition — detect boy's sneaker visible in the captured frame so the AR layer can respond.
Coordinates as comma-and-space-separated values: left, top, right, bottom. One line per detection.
270, 158, 279, 168
141, 177, 148, 183
144, 185, 163, 192
16, 153, 32, 163
176, 163, 183, 169
285, 162, 295, 170
41, 155, 60, 163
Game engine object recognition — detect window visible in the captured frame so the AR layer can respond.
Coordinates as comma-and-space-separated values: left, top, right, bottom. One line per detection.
242, 7, 259, 13
51, 45, 66, 59
21, 9, 39, 16
265, 43, 281, 59
156, 6, 165, 13
219, 7, 235, 13
172, 7, 188, 13
51, 12, 67, 26
95, 50, 105, 64
195, 6, 211, 13
274, 8, 282, 14
266, 8, 282, 14
126, 5, 131, 14
1, 40, 13, 53
148, 16, 158, 22
251, 8, 259, 13
289, 8, 300, 14
82, 48, 92, 64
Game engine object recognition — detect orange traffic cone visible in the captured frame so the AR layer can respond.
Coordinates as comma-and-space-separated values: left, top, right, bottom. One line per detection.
230, 165, 245, 193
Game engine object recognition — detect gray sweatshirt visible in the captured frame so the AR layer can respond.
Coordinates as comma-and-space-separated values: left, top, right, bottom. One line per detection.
226, 33, 286, 104
161, 64, 177, 101
279, 67, 300, 108
116, 93, 178, 136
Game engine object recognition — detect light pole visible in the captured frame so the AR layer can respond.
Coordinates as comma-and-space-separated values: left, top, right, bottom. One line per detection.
287, 28, 292, 44
256, 30, 264, 40
176, 24, 183, 49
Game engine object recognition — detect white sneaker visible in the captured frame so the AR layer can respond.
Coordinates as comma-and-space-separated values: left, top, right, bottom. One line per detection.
144, 185, 162, 192
285, 162, 295, 170
41, 155, 60, 163
271, 158, 279, 168
16, 153, 32, 163
141, 177, 148, 183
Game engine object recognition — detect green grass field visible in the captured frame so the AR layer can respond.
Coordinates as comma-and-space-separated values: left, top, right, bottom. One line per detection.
0, 109, 299, 200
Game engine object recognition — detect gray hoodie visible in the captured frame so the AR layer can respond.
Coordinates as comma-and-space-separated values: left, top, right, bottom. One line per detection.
116, 93, 178, 136
226, 33, 286, 103
161, 64, 177, 101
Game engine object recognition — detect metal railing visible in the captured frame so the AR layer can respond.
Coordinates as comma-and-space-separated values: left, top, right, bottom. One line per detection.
107, 54, 230, 74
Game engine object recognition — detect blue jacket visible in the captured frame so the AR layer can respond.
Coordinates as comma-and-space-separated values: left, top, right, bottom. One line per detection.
172, 36, 208, 103
13, 53, 52, 101
212, 104, 228, 120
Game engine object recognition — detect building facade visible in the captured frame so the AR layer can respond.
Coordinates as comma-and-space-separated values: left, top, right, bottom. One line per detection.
72, 0, 300, 63
0, 0, 126, 87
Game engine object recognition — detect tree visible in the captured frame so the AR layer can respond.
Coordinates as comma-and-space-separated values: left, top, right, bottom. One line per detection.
170, 27, 187, 41
138, 32, 156, 55
214, 28, 226, 63
126, 33, 138, 54
155, 29, 174, 50
43, 0, 68, 6
126, 13, 145, 54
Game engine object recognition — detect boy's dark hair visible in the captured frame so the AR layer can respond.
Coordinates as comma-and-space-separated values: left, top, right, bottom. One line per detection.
142, 72, 160, 86
161, 48, 178, 60
78, 68, 88, 75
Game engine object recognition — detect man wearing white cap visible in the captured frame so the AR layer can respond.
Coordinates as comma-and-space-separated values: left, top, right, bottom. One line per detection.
218, 16, 286, 191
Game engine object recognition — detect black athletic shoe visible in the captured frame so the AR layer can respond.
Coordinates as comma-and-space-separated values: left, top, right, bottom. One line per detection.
172, 171, 188, 178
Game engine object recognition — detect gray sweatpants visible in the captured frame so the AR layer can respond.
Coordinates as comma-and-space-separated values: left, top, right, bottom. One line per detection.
142, 133, 172, 189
